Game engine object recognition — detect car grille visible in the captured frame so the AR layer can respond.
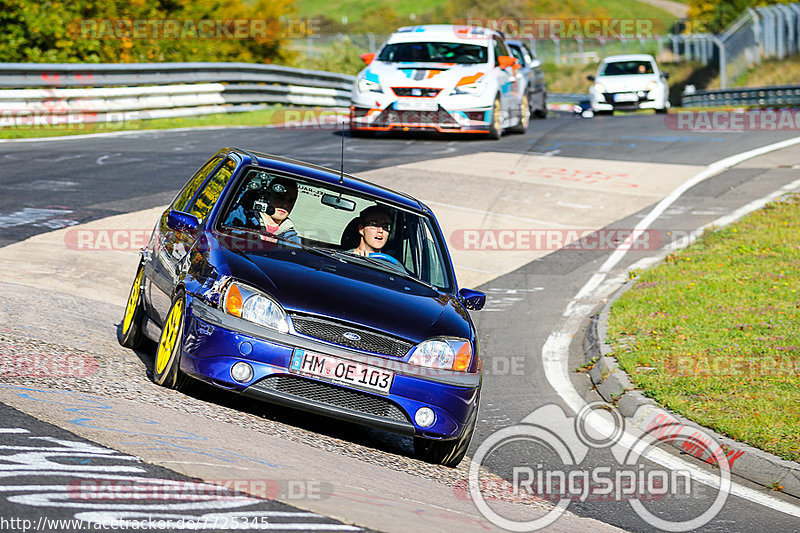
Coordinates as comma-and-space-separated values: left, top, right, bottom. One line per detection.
291, 315, 413, 357
392, 87, 442, 97
257, 375, 409, 422
374, 106, 457, 127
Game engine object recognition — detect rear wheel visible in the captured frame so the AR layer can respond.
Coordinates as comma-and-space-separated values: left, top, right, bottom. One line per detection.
509, 94, 529, 133
414, 406, 478, 467
119, 264, 146, 350
153, 291, 190, 391
487, 96, 502, 140
533, 92, 548, 118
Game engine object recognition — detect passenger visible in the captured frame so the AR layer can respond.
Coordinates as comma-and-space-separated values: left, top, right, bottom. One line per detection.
351, 205, 402, 266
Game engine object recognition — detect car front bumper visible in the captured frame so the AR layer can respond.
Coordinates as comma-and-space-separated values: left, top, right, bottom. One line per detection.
181, 298, 481, 440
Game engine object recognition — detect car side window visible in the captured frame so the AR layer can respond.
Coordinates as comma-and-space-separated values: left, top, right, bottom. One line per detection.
172, 156, 224, 212
188, 158, 236, 223
509, 45, 525, 66
521, 44, 535, 64
493, 37, 510, 67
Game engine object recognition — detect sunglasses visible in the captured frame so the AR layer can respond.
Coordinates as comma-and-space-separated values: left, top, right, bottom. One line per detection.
364, 220, 391, 232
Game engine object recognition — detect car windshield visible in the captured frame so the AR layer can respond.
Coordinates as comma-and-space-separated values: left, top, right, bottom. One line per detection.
599, 60, 654, 76
217, 168, 453, 291
377, 42, 488, 64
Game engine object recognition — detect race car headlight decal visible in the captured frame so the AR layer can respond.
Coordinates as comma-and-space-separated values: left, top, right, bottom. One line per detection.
358, 78, 383, 93
409, 338, 473, 371
223, 281, 289, 333
450, 80, 487, 96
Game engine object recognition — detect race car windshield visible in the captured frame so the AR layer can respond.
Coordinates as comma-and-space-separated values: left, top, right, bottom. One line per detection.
377, 42, 488, 64
599, 60, 654, 76
218, 169, 454, 291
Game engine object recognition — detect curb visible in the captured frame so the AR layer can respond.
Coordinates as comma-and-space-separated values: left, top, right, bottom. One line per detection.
585, 280, 800, 499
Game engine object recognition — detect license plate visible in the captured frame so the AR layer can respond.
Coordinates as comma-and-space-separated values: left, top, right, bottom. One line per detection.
289, 349, 394, 394
394, 99, 438, 111
613, 93, 637, 102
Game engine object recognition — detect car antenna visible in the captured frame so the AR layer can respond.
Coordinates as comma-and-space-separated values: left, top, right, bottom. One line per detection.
338, 111, 346, 184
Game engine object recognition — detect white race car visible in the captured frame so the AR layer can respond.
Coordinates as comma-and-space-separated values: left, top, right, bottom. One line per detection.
588, 54, 670, 114
350, 25, 527, 138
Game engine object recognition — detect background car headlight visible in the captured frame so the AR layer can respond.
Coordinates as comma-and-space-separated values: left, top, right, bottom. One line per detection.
450, 80, 486, 96
223, 281, 289, 333
358, 78, 382, 93
592, 82, 607, 94
409, 337, 473, 371
646, 81, 658, 92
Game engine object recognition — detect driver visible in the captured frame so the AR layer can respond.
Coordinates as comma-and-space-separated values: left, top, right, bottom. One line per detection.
351, 205, 402, 267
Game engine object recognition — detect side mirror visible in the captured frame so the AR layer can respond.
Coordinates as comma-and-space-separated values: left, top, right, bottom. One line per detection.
498, 55, 516, 70
459, 288, 486, 311
530, 58, 542, 69
166, 210, 200, 233
360, 53, 375, 65
662, 72, 670, 79
587, 74, 595, 82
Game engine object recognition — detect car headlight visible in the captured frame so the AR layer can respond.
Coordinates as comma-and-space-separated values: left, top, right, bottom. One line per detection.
450, 80, 487, 96
408, 337, 473, 371
592, 83, 606, 94
222, 281, 289, 333
646, 81, 658, 92
358, 78, 382, 93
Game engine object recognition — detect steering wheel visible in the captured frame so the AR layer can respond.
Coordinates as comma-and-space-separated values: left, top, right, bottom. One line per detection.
368, 252, 406, 271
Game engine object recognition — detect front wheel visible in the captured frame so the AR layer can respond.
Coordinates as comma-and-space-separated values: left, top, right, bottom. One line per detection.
153, 291, 190, 391
414, 406, 478, 467
119, 263, 147, 350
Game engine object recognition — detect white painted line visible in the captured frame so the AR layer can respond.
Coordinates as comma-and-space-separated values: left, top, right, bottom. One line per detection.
0, 428, 29, 433
543, 135, 800, 518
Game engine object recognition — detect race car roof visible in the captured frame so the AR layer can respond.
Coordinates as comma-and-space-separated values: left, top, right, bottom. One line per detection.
385, 25, 498, 45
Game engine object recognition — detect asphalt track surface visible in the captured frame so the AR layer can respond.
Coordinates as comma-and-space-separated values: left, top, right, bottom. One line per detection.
1, 113, 799, 532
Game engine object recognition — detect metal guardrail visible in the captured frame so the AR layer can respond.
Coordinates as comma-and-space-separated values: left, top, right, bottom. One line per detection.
682, 84, 800, 107
0, 62, 356, 125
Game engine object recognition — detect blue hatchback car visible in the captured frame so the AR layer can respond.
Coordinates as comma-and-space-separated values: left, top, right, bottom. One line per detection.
119, 148, 485, 466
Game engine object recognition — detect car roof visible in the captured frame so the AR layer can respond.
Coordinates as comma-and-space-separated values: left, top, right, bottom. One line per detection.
386, 25, 498, 45
228, 148, 425, 213
601, 54, 657, 63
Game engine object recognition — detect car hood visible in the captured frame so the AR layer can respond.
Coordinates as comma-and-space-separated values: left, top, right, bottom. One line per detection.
595, 74, 660, 92
220, 245, 471, 344
364, 61, 490, 92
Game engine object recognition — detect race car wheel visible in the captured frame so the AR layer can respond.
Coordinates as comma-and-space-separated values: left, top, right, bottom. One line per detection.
534, 92, 548, 118
414, 405, 478, 468
119, 263, 147, 350
509, 93, 529, 133
487, 96, 502, 140
153, 291, 190, 390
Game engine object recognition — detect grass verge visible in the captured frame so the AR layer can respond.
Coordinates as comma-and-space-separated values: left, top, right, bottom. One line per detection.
0, 107, 347, 140
606, 195, 800, 462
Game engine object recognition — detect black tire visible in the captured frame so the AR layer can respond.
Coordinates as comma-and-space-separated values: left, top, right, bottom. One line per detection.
487, 96, 502, 140
508, 93, 529, 134
533, 92, 548, 118
349, 128, 373, 138
153, 291, 190, 391
119, 263, 147, 350
414, 405, 478, 468
655, 107, 668, 114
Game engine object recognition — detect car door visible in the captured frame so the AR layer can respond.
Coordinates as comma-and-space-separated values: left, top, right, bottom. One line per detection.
492, 36, 519, 121
146, 155, 226, 326
520, 43, 546, 111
